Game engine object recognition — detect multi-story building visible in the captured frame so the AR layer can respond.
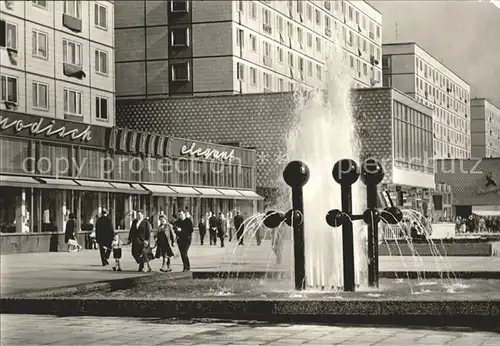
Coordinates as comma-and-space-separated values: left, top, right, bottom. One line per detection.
381, 42, 471, 160
114, 0, 383, 99
1, 0, 115, 125
470, 98, 500, 158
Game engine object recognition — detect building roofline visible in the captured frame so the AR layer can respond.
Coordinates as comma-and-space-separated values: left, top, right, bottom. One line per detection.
382, 42, 470, 87
362, 0, 382, 15
471, 97, 500, 109
117, 91, 295, 103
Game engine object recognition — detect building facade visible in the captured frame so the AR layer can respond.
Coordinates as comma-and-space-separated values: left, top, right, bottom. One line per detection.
470, 98, 500, 158
117, 89, 436, 216
1, 0, 115, 126
435, 158, 500, 218
0, 111, 260, 253
114, 0, 383, 99
382, 42, 471, 160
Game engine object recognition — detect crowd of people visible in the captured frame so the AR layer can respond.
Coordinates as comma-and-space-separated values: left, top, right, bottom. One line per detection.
63, 209, 260, 272
455, 214, 500, 234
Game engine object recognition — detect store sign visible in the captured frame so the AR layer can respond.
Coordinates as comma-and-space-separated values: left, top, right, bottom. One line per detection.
0, 111, 107, 147
180, 142, 236, 161
1, 114, 91, 141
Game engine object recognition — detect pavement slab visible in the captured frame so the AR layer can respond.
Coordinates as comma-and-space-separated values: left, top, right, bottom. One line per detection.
1, 314, 500, 346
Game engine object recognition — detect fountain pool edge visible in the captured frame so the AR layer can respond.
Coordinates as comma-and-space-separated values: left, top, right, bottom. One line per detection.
1, 295, 499, 329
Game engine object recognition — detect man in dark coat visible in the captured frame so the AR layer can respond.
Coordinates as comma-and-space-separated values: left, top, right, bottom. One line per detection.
208, 212, 218, 246
128, 210, 152, 272
233, 210, 245, 246
173, 210, 194, 272
95, 209, 114, 266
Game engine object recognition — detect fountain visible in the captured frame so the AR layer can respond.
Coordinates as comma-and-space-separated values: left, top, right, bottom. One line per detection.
263, 158, 402, 292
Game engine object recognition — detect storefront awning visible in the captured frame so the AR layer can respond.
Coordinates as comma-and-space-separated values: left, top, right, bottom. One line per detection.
74, 180, 116, 193
194, 187, 224, 198
217, 189, 245, 198
236, 190, 265, 200
142, 184, 176, 196
109, 182, 149, 195
37, 177, 82, 190
0, 175, 41, 188
169, 185, 201, 197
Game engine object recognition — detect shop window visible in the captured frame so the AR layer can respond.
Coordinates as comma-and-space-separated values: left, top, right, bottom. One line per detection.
113, 154, 140, 182
0, 138, 31, 174
78, 148, 106, 179
38, 143, 71, 177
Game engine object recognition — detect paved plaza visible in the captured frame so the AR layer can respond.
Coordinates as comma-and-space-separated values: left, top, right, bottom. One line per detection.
2, 241, 500, 295
1, 314, 499, 345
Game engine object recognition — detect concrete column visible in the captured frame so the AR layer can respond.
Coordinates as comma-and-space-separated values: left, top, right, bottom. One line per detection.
111, 193, 116, 230
15, 189, 26, 233
55, 190, 67, 233
29, 188, 34, 233
36, 189, 42, 233
76, 192, 82, 232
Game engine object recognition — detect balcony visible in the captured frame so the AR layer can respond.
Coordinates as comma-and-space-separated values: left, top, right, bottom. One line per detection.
63, 14, 82, 33
263, 24, 272, 35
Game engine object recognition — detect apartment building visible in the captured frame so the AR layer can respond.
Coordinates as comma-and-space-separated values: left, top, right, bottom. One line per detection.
0, 0, 115, 126
114, 0, 382, 99
471, 98, 500, 158
381, 43, 471, 160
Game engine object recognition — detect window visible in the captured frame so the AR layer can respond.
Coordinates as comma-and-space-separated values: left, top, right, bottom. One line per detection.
32, 0, 47, 8
316, 64, 322, 81
171, 62, 190, 81
64, 1, 82, 19
95, 49, 108, 75
316, 37, 321, 52
237, 0, 244, 12
263, 72, 271, 90
263, 41, 271, 58
315, 9, 321, 26
64, 88, 82, 116
262, 8, 271, 26
95, 96, 108, 120
237, 62, 244, 81
287, 22, 293, 38
307, 32, 312, 48
250, 2, 257, 19
32, 30, 48, 59
236, 28, 244, 47
250, 34, 257, 51
63, 39, 82, 67
32, 82, 48, 110
288, 52, 294, 67
297, 27, 303, 46
1, 21, 17, 50
278, 17, 284, 34
277, 46, 284, 63
0, 75, 18, 104
171, 0, 188, 13
307, 4, 312, 21
382, 56, 390, 69
278, 78, 284, 92
355, 11, 359, 24
171, 28, 189, 46
376, 25, 380, 38
297, 0, 304, 14
348, 6, 353, 20
307, 61, 312, 77
298, 57, 304, 72
94, 3, 107, 29
250, 67, 257, 85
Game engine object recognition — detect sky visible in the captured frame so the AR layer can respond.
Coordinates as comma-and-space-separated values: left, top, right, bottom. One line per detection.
368, 0, 500, 106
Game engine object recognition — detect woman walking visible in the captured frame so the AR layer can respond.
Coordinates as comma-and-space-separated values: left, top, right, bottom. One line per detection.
65, 213, 82, 252
155, 214, 176, 272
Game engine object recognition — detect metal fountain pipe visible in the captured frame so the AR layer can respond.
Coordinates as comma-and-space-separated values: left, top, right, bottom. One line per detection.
282, 161, 310, 290
360, 158, 385, 288
332, 159, 360, 292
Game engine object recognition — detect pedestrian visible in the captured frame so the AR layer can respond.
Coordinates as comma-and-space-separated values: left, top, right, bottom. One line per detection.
64, 213, 82, 252
111, 232, 123, 272
198, 218, 206, 245
128, 210, 152, 272
95, 209, 114, 266
217, 212, 225, 248
173, 210, 194, 272
233, 210, 245, 246
155, 214, 176, 272
208, 212, 218, 246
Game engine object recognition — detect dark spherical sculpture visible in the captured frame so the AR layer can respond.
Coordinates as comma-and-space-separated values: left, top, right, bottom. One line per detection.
360, 158, 385, 186
283, 161, 310, 188
332, 159, 360, 186
284, 209, 304, 227
263, 210, 285, 228
326, 209, 344, 228
381, 207, 403, 225
362, 208, 381, 225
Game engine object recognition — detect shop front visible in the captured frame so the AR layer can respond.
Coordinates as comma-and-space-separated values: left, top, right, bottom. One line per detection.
1, 111, 261, 253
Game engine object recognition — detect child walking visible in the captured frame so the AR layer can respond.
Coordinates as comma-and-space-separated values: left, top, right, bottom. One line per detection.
111, 233, 122, 272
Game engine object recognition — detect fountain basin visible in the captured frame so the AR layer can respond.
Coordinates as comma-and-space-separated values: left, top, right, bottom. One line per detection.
2, 273, 499, 328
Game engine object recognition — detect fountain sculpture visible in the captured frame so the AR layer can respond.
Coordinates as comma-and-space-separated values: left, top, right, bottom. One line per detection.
264, 158, 403, 292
